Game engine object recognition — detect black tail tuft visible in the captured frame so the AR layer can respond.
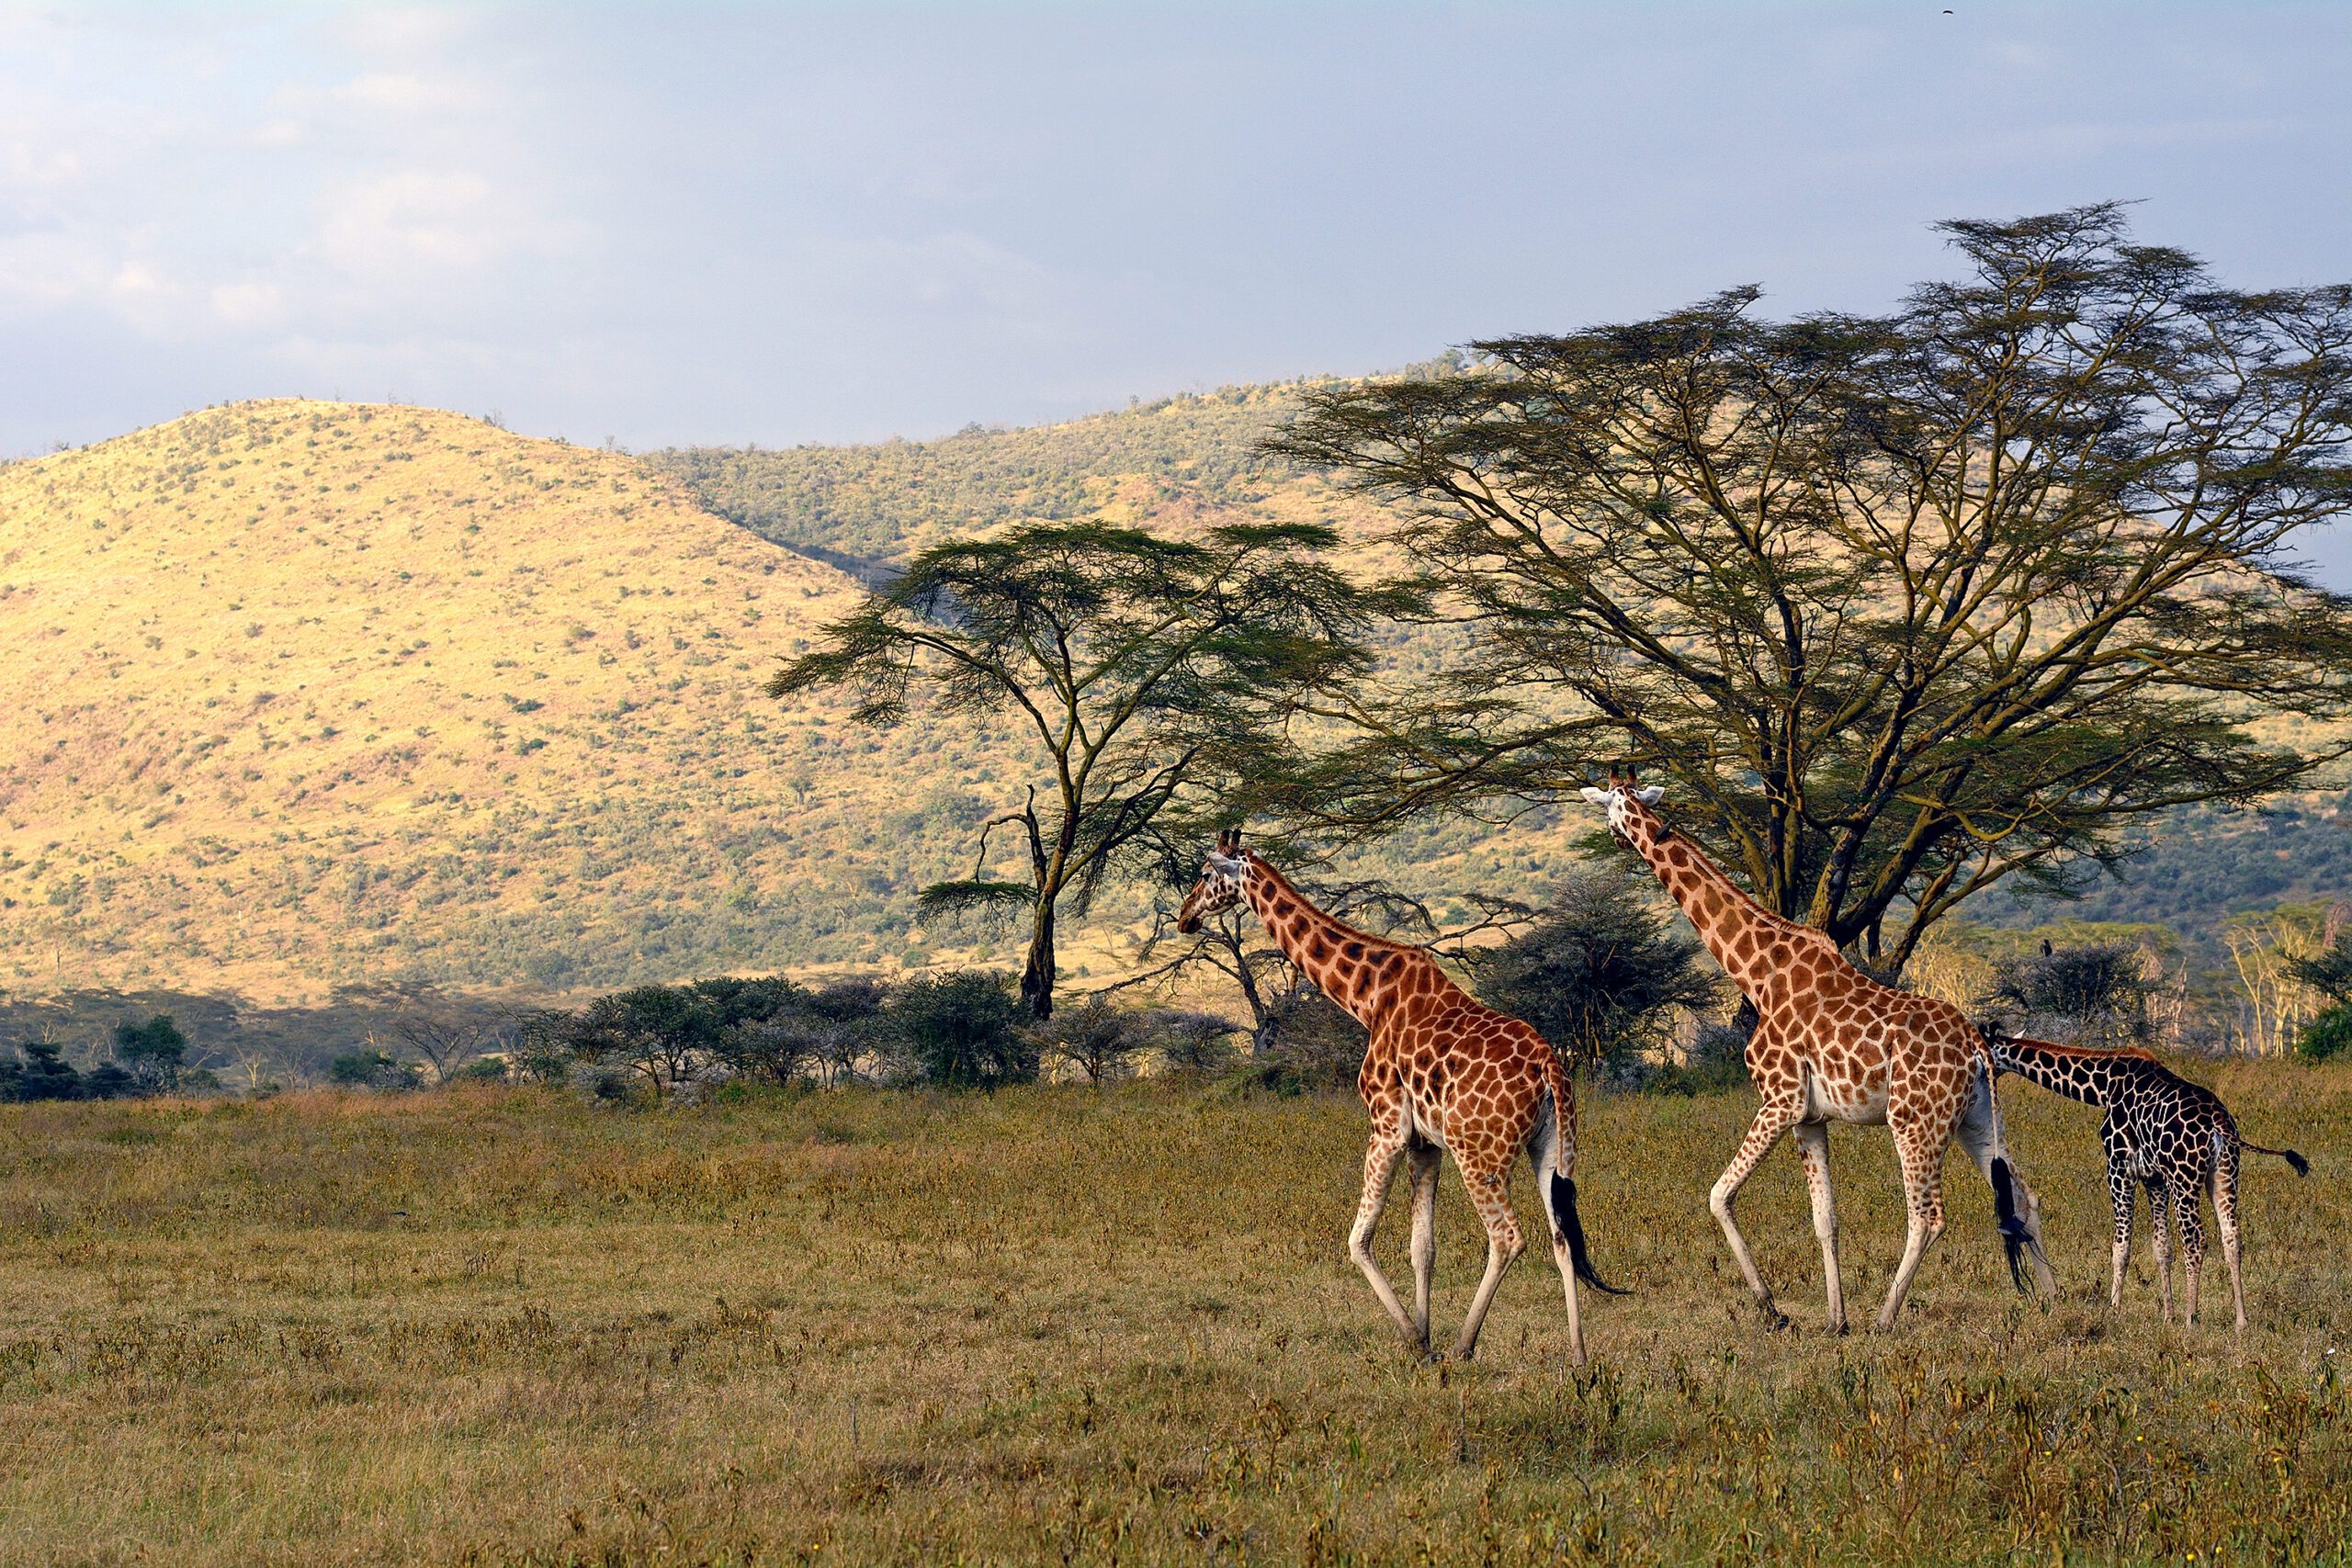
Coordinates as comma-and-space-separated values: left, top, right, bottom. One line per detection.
2242, 1140, 2310, 1177
1990, 1156, 2030, 1293
1549, 1172, 1628, 1296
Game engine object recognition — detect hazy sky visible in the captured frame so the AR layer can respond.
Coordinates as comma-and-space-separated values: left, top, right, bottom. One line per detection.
5, 2, 2348, 469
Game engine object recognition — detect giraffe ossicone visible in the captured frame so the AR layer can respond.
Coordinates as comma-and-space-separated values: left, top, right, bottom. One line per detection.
1176, 829, 1622, 1364
1580, 773, 2055, 1332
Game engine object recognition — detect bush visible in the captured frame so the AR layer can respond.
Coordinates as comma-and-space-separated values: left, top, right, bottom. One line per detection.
1989, 942, 2155, 1043
327, 1049, 412, 1089
2298, 1001, 2352, 1063
1140, 1009, 1239, 1076
0, 1040, 84, 1101
1033, 998, 1144, 1086
887, 972, 1032, 1089
1468, 868, 1722, 1080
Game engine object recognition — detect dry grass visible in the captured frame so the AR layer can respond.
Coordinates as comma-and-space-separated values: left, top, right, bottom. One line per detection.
0, 1065, 2346, 1564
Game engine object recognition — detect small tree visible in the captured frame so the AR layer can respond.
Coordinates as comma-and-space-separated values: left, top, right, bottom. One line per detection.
1989, 941, 2158, 1045
770, 521, 1411, 1019
1467, 868, 1723, 1080
328, 1048, 408, 1089
113, 1015, 187, 1093
9, 1039, 82, 1100
887, 972, 1032, 1089
1034, 998, 1145, 1087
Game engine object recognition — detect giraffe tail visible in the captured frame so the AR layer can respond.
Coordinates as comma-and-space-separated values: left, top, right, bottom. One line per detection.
2242, 1140, 2311, 1178
1973, 1050, 2035, 1293
1542, 1051, 1627, 1296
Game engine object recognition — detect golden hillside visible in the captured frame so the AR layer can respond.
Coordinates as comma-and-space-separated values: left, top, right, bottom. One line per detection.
0, 400, 895, 1001
0, 396, 1600, 1007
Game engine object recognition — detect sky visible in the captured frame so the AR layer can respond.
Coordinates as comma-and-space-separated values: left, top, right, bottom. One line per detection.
3, 5, 2347, 510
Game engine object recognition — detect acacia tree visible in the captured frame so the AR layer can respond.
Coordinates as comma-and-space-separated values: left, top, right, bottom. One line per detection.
769, 520, 1407, 1017
1266, 206, 2352, 967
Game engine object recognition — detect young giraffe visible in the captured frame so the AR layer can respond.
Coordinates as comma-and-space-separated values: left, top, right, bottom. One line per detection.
1176, 829, 1623, 1363
1984, 1027, 2309, 1331
1578, 774, 2055, 1331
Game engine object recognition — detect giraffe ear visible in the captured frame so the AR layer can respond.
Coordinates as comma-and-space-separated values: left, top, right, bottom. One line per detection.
1634, 785, 1664, 807
1578, 786, 1611, 806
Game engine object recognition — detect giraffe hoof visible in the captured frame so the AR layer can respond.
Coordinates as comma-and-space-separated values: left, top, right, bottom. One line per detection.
1760, 1310, 1792, 1334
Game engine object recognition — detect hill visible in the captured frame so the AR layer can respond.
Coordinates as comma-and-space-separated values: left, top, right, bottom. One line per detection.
0, 400, 900, 1001
0, 394, 1588, 1008
4, 388, 2343, 1015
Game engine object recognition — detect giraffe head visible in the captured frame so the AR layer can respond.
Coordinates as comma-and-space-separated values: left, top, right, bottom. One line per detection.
1175, 827, 1250, 933
1577, 767, 1666, 850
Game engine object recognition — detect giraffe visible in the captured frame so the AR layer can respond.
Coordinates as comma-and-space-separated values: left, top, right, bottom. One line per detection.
1984, 1027, 2309, 1331
1176, 828, 1623, 1363
1577, 773, 2054, 1331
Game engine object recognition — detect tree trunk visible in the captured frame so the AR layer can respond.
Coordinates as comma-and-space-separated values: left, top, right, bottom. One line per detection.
1021, 900, 1057, 1020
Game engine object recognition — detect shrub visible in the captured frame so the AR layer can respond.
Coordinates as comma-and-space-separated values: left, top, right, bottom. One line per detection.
887, 972, 1032, 1089
327, 1049, 411, 1089
1141, 1009, 1240, 1076
1989, 942, 2156, 1044
1468, 868, 1722, 1080
1033, 998, 1144, 1086
0, 1040, 84, 1101
2297, 1001, 2352, 1063
113, 1015, 187, 1092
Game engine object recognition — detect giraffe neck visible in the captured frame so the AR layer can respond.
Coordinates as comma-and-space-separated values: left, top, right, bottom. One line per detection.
1240, 855, 1418, 1030
1993, 1038, 2141, 1108
1624, 818, 1804, 994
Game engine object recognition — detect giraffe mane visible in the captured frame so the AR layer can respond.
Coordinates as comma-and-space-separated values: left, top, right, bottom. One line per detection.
1998, 1035, 2162, 1064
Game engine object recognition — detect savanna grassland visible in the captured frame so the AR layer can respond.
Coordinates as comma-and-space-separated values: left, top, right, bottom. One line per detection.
2, 1066, 2345, 1566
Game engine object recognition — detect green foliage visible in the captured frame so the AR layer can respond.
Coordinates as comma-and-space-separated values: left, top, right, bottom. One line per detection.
2299, 1002, 2352, 1063
773, 518, 1414, 1018
1468, 869, 1723, 1079
1, 1040, 83, 1101
648, 383, 1309, 568
112, 1014, 187, 1092
1989, 942, 2158, 1043
1268, 205, 2352, 966
886, 971, 1032, 1089
2289, 923, 2352, 1006
326, 1049, 405, 1089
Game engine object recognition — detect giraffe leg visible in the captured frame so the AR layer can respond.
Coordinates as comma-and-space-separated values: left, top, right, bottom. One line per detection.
1406, 1141, 1442, 1349
1871, 1108, 1951, 1331
1346, 1127, 1424, 1353
1792, 1122, 1845, 1335
1527, 1121, 1587, 1367
2176, 1182, 2207, 1328
2109, 1161, 2136, 1311
1450, 1155, 1526, 1362
1709, 1096, 1803, 1327
2104, 1116, 2133, 1310
2212, 1141, 2246, 1333
2147, 1177, 2174, 1323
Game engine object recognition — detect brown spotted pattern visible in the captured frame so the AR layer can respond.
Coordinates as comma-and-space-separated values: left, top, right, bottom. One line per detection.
1588, 782, 2056, 1332
1176, 831, 1602, 1363
1987, 1030, 2309, 1331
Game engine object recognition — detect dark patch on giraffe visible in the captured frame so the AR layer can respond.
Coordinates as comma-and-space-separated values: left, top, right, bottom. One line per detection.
1342, 941, 1363, 961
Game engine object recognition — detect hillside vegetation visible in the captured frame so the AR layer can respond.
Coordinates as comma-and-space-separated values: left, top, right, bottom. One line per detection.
0, 395, 1589, 1008
0, 400, 899, 1001
1, 387, 2341, 1015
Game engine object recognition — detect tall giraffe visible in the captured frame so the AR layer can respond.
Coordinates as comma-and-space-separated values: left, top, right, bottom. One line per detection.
1984, 1028, 2308, 1330
1578, 775, 2054, 1331
1176, 829, 1623, 1363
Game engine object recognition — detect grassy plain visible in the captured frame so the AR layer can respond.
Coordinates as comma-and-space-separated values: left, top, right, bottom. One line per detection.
0, 1066, 2346, 1565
